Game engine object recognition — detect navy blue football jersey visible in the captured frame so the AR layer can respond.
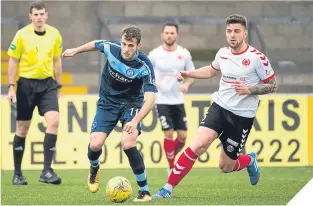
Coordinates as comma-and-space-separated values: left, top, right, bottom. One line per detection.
95, 40, 157, 106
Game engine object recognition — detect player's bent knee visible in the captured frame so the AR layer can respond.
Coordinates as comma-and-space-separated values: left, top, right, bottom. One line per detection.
121, 130, 138, 150
89, 132, 107, 151
177, 130, 187, 141
178, 135, 187, 142
122, 142, 136, 150
16, 121, 31, 136
45, 112, 60, 129
219, 165, 232, 173
164, 130, 174, 140
189, 141, 208, 156
48, 118, 59, 129
89, 135, 104, 151
122, 137, 137, 150
89, 140, 102, 151
219, 162, 235, 173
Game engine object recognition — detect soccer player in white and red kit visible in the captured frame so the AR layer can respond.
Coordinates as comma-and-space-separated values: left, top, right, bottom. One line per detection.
148, 23, 195, 171
153, 14, 278, 199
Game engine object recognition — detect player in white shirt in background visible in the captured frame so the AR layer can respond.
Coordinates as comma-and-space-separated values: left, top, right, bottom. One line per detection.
153, 14, 278, 199
148, 23, 195, 172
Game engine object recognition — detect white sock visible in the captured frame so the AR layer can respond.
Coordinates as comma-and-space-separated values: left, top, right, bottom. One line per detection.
164, 183, 173, 192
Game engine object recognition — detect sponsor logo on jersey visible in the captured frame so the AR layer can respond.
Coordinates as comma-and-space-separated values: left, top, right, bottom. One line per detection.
108, 67, 133, 83
222, 75, 239, 84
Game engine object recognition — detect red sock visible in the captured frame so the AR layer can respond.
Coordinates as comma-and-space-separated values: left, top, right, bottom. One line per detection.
167, 147, 198, 187
174, 137, 186, 155
164, 138, 175, 168
233, 154, 251, 171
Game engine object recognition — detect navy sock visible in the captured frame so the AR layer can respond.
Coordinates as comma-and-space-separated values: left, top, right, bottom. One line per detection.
87, 144, 102, 168
124, 147, 148, 191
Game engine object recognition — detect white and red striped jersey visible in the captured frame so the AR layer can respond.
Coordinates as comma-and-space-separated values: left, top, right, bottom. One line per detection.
148, 45, 195, 104
211, 45, 275, 118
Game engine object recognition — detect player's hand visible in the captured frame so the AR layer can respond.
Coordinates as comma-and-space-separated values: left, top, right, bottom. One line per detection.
177, 71, 190, 82
232, 83, 251, 95
179, 84, 189, 93
62, 48, 78, 58
123, 120, 138, 134
7, 87, 16, 104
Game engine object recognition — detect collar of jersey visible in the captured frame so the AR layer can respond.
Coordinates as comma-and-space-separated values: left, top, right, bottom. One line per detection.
122, 51, 139, 61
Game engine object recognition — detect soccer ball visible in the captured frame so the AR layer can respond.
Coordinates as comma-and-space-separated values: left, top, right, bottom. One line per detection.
105, 176, 132, 203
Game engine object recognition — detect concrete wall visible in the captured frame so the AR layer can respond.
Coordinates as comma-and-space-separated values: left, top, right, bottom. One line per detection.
2, 1, 312, 93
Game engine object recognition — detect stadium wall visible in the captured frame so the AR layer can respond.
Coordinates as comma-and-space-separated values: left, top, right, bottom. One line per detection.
2, 1, 312, 70
1, 94, 312, 170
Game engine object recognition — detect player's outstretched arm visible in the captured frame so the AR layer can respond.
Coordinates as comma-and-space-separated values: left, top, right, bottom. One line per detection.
62, 40, 99, 57
248, 77, 278, 95
177, 65, 218, 82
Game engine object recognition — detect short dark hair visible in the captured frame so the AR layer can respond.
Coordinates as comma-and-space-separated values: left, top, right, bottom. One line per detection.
29, 1, 46, 14
162, 23, 179, 33
121, 25, 141, 44
226, 14, 248, 28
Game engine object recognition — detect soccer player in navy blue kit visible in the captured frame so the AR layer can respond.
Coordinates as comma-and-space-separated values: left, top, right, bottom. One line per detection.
62, 25, 157, 202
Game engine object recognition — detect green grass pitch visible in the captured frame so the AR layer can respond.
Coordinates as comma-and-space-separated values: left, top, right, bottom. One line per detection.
2, 167, 313, 205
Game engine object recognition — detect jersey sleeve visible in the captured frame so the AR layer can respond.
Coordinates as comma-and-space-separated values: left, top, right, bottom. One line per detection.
95, 40, 110, 56
7, 32, 23, 59
53, 31, 63, 57
255, 56, 275, 82
95, 40, 120, 57
184, 50, 195, 71
211, 50, 221, 71
140, 60, 158, 93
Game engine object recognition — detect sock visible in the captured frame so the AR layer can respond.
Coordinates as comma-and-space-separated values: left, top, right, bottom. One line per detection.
124, 147, 149, 191
233, 154, 252, 171
87, 144, 102, 168
13, 135, 26, 173
43, 133, 57, 170
164, 183, 173, 193
174, 137, 186, 155
164, 138, 175, 168
167, 147, 198, 188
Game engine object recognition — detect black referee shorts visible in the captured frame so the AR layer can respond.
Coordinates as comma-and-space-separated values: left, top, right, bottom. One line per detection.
16, 77, 59, 121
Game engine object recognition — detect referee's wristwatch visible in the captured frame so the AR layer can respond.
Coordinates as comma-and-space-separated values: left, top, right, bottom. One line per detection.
57, 84, 62, 89
8, 84, 15, 88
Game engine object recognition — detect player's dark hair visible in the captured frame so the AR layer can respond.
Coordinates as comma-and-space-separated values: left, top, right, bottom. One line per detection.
29, 1, 46, 13
162, 23, 179, 33
121, 25, 141, 44
226, 14, 248, 28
